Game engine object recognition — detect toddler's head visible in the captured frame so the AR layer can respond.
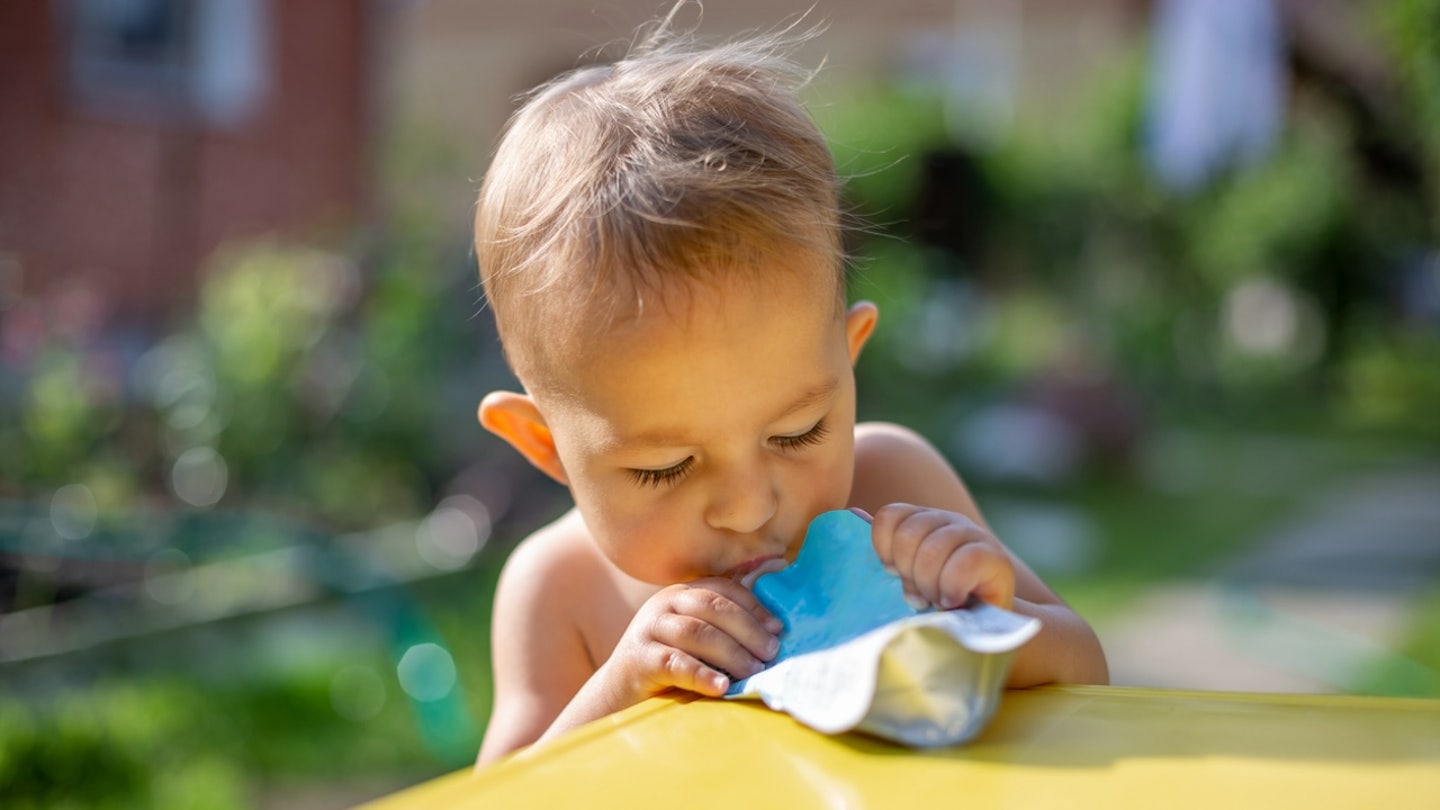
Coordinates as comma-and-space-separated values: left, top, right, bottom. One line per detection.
476, 30, 876, 584
475, 31, 845, 391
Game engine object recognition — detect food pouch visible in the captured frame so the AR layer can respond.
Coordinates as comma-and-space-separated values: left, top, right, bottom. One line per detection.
724, 510, 1040, 747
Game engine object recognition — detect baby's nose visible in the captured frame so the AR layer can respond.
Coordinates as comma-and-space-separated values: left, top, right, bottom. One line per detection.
704, 465, 777, 535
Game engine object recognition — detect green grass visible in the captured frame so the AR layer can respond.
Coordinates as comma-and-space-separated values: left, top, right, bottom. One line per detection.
0, 555, 509, 809
1352, 587, 1440, 698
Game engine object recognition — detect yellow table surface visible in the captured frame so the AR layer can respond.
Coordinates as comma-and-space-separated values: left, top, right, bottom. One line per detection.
367, 686, 1440, 809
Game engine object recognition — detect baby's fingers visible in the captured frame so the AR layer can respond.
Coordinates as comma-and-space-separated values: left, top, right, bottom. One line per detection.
690, 576, 785, 638
937, 542, 1015, 610
871, 504, 950, 575
648, 610, 770, 685
638, 643, 731, 697
872, 504, 1014, 610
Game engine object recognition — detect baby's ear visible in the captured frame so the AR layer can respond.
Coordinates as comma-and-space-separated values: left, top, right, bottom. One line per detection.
478, 391, 569, 485
845, 301, 879, 364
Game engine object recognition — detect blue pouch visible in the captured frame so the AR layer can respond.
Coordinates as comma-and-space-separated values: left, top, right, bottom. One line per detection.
724, 510, 1040, 747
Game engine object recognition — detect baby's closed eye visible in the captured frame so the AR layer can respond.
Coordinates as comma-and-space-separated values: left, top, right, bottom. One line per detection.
771, 419, 828, 451
628, 457, 694, 488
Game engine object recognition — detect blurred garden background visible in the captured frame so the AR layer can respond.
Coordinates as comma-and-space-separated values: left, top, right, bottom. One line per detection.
2, 0, 1438, 807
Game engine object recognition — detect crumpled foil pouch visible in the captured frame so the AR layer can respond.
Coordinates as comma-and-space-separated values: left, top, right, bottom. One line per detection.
724, 510, 1041, 747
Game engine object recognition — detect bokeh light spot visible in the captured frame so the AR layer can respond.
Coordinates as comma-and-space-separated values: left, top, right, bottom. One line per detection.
415, 496, 490, 570
396, 643, 456, 702
50, 483, 97, 540
171, 447, 229, 507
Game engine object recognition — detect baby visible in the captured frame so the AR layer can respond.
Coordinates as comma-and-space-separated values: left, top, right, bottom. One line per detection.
472, 25, 1107, 766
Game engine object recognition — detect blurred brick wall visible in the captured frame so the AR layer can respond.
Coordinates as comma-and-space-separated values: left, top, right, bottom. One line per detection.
0, 1, 372, 325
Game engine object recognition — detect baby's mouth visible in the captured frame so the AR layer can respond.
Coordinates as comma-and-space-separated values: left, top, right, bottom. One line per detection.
738, 557, 790, 589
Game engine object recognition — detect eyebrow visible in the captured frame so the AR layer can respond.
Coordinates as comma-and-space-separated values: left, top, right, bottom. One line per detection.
773, 377, 841, 423
621, 376, 841, 450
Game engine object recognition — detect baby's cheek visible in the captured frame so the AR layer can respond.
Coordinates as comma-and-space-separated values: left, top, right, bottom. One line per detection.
603, 516, 696, 584
800, 452, 852, 510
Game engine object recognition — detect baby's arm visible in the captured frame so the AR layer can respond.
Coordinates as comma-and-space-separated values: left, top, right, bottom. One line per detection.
542, 576, 780, 740
476, 527, 596, 766
477, 521, 781, 766
851, 423, 1108, 686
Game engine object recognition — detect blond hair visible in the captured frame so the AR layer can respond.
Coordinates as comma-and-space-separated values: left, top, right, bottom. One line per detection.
475, 23, 842, 387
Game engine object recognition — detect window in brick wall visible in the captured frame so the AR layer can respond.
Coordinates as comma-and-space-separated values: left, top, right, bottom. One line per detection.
63, 0, 268, 128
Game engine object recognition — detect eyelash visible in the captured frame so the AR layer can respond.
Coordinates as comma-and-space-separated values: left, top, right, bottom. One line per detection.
626, 420, 830, 489
630, 458, 694, 489
773, 418, 830, 451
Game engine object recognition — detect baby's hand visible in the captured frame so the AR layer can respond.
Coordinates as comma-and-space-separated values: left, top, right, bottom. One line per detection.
869, 504, 1015, 611
602, 578, 783, 701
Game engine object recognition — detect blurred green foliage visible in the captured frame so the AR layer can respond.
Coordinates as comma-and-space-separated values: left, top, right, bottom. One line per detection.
0, 562, 501, 808
1358, 587, 1440, 698
0, 124, 504, 805
830, 8, 1440, 446
1384, 0, 1440, 199
3, 1, 1440, 805
1, 210, 490, 533
0, 671, 418, 810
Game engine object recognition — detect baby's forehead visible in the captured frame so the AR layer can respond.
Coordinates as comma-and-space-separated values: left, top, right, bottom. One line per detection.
526, 262, 843, 396
593, 259, 836, 337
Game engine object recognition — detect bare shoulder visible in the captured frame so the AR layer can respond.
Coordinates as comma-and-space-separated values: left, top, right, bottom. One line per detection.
497, 509, 594, 589
850, 421, 983, 522
852, 421, 959, 491
492, 508, 606, 638
854, 421, 947, 466
481, 508, 609, 763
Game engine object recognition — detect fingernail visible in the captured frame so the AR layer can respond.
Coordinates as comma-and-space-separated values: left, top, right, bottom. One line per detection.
882, 564, 898, 577
712, 672, 729, 692
765, 636, 780, 658
765, 616, 784, 633
902, 592, 931, 611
